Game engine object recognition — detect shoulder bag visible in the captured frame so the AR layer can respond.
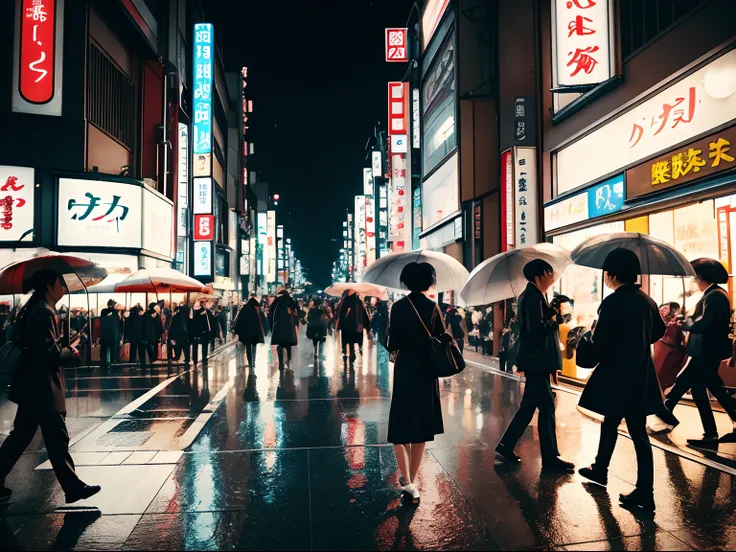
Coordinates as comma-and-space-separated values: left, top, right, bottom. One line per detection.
407, 298, 466, 378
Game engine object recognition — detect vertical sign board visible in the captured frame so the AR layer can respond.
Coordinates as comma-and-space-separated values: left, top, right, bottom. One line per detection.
192, 23, 214, 177
371, 151, 382, 181
266, 210, 276, 285
193, 242, 212, 276
365, 195, 376, 266
378, 185, 389, 256
12, 0, 64, 116
354, 196, 367, 278
363, 168, 374, 196
347, 213, 354, 276
513, 147, 538, 247
0, 166, 35, 242
553, 0, 613, 87
385, 28, 408, 62
500, 150, 514, 251
421, 0, 451, 51
389, 154, 407, 252
412, 187, 422, 250
388, 82, 409, 136
177, 124, 189, 237
257, 213, 267, 288
412, 88, 421, 150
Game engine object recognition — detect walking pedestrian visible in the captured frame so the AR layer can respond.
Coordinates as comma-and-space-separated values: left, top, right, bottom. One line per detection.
444, 306, 467, 354
99, 299, 121, 368
335, 290, 371, 366
234, 295, 266, 368
306, 301, 329, 358
495, 259, 575, 473
386, 262, 446, 504
169, 303, 191, 365
125, 305, 145, 367
0, 270, 101, 504
142, 303, 163, 369
269, 289, 299, 370
190, 302, 211, 365
653, 302, 687, 391
577, 248, 666, 511
655, 258, 736, 446
372, 299, 389, 347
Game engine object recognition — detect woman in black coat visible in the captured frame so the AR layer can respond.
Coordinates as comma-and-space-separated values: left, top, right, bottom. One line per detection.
656, 258, 736, 446
268, 290, 299, 369
577, 248, 666, 511
234, 296, 266, 367
386, 262, 445, 504
142, 303, 164, 368
189, 303, 212, 365
335, 291, 371, 364
169, 304, 190, 365
306, 301, 329, 357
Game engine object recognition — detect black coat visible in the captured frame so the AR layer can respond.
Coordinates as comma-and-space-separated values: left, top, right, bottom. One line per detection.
142, 311, 164, 344
684, 284, 733, 360
125, 309, 143, 343
234, 299, 266, 345
189, 308, 211, 340
99, 308, 122, 345
386, 292, 445, 444
169, 307, 190, 343
9, 299, 69, 412
306, 306, 329, 341
515, 283, 562, 374
578, 284, 667, 417
268, 294, 298, 346
336, 294, 371, 346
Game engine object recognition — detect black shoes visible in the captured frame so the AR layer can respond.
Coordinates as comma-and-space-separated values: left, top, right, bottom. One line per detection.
542, 458, 575, 474
65, 484, 101, 504
578, 466, 608, 486
655, 408, 680, 431
0, 486, 11, 502
687, 435, 719, 450
495, 443, 521, 463
619, 489, 655, 511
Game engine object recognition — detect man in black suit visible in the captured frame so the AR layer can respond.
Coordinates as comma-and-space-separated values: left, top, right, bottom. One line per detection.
495, 259, 575, 473
0, 270, 100, 504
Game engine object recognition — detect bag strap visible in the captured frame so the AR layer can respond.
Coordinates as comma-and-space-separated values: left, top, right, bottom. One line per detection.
407, 297, 433, 339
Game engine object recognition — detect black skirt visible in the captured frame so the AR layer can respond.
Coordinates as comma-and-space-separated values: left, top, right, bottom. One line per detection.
387, 348, 444, 444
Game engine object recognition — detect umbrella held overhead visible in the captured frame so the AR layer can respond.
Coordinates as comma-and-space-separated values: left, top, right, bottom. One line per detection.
361, 250, 469, 293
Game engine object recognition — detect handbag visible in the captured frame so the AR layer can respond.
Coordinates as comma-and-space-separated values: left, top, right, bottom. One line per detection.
407, 298, 466, 378
575, 330, 599, 369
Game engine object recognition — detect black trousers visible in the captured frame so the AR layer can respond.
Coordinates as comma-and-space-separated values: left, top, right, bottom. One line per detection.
499, 372, 560, 461
170, 340, 190, 364
499, 352, 509, 372
192, 337, 209, 365
594, 414, 653, 493
129, 342, 146, 367
0, 407, 83, 495
245, 344, 257, 366
143, 342, 158, 368
99, 342, 119, 367
277, 345, 292, 368
665, 357, 736, 437
455, 338, 464, 354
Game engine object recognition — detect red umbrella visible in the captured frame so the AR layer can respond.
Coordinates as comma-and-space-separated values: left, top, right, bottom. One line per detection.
0, 253, 108, 294
114, 268, 208, 293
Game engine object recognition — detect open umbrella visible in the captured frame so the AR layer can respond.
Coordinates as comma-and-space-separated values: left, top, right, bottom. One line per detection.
361, 250, 470, 293
570, 233, 696, 277
114, 268, 208, 293
460, 243, 573, 306
0, 252, 107, 294
325, 282, 389, 301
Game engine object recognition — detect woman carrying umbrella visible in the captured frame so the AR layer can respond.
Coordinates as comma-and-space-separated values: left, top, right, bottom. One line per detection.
335, 289, 371, 367
577, 248, 666, 511
268, 289, 299, 370
234, 294, 267, 368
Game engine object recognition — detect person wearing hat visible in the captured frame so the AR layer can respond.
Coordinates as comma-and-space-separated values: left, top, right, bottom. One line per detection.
495, 259, 575, 474
0, 270, 100, 504
577, 248, 666, 511
655, 258, 736, 446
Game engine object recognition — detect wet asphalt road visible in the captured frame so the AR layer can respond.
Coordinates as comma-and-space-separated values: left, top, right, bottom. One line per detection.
0, 334, 735, 551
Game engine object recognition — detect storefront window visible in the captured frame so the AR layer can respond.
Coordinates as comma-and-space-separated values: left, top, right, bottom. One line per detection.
422, 32, 456, 175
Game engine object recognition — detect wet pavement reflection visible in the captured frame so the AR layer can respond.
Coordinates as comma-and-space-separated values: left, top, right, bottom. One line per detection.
0, 333, 734, 550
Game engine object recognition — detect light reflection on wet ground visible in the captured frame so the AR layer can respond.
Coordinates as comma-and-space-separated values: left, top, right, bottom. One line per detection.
0, 334, 734, 550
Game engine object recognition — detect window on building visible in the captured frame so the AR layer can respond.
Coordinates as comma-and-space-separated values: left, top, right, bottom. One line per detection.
422, 32, 456, 176
619, 0, 710, 60
88, 43, 136, 150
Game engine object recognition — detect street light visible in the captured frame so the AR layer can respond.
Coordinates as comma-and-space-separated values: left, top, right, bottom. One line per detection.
273, 193, 280, 206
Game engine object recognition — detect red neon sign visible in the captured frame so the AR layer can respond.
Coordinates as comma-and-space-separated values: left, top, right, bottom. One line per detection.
194, 214, 214, 241
385, 28, 408, 62
19, 0, 56, 104
388, 82, 408, 135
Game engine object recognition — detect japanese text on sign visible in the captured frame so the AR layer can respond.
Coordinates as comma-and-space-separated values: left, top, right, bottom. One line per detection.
513, 147, 538, 247
554, 0, 612, 87
651, 137, 733, 186
19, 0, 55, 104
0, 167, 34, 242
629, 87, 696, 148
193, 23, 214, 162
385, 28, 408, 62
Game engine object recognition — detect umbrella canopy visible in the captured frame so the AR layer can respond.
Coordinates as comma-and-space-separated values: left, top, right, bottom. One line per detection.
0, 253, 107, 294
460, 243, 573, 306
325, 282, 389, 301
114, 268, 208, 293
570, 232, 696, 277
361, 250, 470, 293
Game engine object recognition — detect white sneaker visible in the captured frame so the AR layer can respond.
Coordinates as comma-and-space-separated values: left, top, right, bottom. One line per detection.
401, 483, 420, 503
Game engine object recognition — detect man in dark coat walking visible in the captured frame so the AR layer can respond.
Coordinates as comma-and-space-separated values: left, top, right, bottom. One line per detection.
268, 289, 299, 370
169, 304, 191, 365
234, 295, 266, 367
189, 303, 212, 365
99, 299, 121, 368
142, 303, 163, 369
495, 259, 575, 473
125, 305, 145, 367
577, 248, 666, 511
0, 270, 100, 504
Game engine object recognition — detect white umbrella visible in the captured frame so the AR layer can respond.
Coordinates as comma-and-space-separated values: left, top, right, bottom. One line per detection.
460, 243, 573, 306
114, 268, 207, 293
571, 232, 696, 277
325, 282, 389, 301
361, 250, 470, 293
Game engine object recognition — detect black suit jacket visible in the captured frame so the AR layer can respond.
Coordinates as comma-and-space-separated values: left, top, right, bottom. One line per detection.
685, 284, 733, 360
9, 300, 68, 412
515, 283, 562, 374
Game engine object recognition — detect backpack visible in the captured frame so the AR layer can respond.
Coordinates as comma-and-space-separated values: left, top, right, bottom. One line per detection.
0, 308, 29, 386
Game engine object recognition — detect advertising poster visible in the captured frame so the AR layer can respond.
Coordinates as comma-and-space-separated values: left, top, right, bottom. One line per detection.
354, 196, 367, 277
192, 23, 214, 177
0, 166, 35, 243
193, 242, 212, 277
266, 210, 276, 284
389, 154, 407, 251
365, 195, 376, 266
513, 146, 538, 247
412, 187, 422, 250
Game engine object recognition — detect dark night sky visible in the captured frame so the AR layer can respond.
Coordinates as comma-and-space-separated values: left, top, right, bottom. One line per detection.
206, 0, 416, 288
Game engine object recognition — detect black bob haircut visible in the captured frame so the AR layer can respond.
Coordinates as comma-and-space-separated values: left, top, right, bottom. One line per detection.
523, 259, 554, 283
400, 262, 436, 292
26, 270, 63, 294
602, 248, 641, 285
691, 258, 729, 284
